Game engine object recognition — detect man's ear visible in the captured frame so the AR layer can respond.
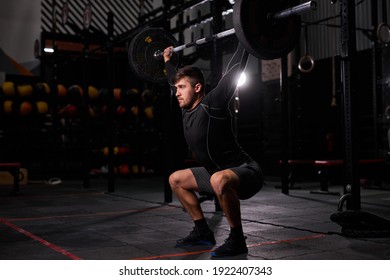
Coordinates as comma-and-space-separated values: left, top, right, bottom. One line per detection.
194, 83, 202, 93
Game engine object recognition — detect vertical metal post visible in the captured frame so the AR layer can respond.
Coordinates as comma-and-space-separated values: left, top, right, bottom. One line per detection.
371, 0, 379, 156
51, 0, 57, 32
82, 26, 90, 189
280, 55, 290, 195
340, 0, 360, 210
107, 11, 116, 193
163, 5, 173, 203
163, 97, 174, 203
211, 0, 223, 87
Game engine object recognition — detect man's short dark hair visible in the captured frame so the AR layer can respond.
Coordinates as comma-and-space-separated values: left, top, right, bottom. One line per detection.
172, 66, 205, 93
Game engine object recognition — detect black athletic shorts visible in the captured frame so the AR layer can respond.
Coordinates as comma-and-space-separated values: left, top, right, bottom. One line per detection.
190, 159, 263, 200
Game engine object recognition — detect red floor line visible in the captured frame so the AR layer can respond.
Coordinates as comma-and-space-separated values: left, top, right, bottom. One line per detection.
130, 234, 327, 260
7, 205, 174, 222
0, 217, 82, 260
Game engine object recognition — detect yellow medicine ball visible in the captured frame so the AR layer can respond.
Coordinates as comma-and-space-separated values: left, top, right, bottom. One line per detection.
88, 86, 99, 100
3, 100, 13, 114
36, 101, 49, 114
144, 106, 154, 120
17, 84, 33, 97
2, 81, 15, 96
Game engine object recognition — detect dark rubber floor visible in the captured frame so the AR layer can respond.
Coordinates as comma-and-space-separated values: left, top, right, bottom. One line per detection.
1, 177, 390, 260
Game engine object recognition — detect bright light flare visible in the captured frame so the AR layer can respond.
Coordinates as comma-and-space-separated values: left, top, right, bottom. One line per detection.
44, 48, 54, 53
237, 72, 246, 87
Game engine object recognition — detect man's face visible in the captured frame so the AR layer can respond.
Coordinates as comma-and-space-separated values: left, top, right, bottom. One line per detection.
174, 77, 202, 110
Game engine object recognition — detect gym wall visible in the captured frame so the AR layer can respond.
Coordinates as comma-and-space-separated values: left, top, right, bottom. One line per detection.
0, 0, 41, 64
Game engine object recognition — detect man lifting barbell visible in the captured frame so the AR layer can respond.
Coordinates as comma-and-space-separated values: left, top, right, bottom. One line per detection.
127, 0, 318, 258
164, 43, 263, 258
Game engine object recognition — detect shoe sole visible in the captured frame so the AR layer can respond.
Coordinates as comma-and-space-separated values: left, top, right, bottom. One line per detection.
211, 250, 248, 258
176, 241, 216, 247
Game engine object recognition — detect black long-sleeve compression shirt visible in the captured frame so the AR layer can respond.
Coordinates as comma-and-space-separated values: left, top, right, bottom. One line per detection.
166, 44, 251, 173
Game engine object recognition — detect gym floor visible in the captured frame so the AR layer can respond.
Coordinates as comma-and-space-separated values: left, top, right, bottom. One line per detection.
1, 176, 390, 260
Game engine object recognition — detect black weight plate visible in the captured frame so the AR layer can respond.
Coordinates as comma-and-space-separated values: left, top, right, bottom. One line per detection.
128, 28, 179, 84
233, 0, 301, 60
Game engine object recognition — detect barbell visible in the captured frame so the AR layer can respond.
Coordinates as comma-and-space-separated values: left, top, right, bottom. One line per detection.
128, 0, 318, 84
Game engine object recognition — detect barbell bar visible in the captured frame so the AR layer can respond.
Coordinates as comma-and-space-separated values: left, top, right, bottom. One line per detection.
272, 0, 317, 19
154, 1, 317, 58
128, 0, 318, 84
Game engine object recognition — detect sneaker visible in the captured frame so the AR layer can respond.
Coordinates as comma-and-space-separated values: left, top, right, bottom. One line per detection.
211, 234, 248, 258
176, 227, 216, 247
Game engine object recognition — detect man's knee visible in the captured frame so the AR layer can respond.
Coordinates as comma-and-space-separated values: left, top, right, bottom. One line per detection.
169, 171, 182, 191
169, 169, 194, 192
210, 171, 237, 196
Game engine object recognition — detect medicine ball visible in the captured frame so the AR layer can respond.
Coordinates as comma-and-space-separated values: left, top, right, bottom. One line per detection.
88, 86, 99, 100
3, 100, 14, 114
20, 101, 33, 115
17, 84, 33, 97
36, 101, 49, 114
2, 81, 15, 96
57, 84, 67, 98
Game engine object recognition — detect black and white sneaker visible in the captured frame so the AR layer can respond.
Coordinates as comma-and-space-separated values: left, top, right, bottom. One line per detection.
211, 234, 248, 258
176, 228, 216, 247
